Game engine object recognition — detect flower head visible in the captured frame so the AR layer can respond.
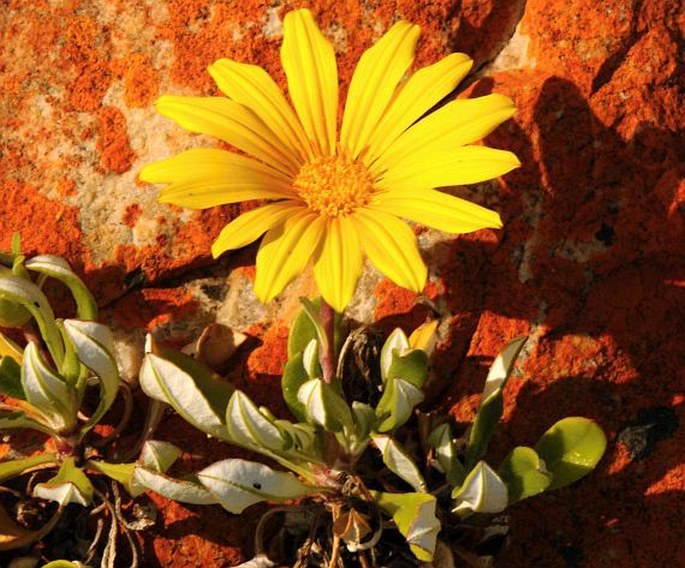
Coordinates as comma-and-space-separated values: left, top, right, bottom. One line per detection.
140, 9, 519, 312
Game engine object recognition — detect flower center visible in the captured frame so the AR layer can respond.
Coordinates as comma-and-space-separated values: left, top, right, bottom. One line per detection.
293, 155, 375, 217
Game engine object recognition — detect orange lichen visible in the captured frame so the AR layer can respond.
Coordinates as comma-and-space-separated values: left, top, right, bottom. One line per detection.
646, 460, 684, 495
172, 206, 239, 259
0, 180, 86, 263
145, 289, 200, 331
233, 265, 256, 281
450, 0, 526, 68
373, 279, 441, 321
107, 287, 199, 332
145, 491, 244, 566
112, 54, 160, 108
1, 69, 31, 100
56, 177, 77, 197
112, 243, 167, 282
68, 69, 111, 113
246, 323, 289, 379
96, 106, 136, 174
122, 203, 142, 228
62, 15, 112, 112
155, 0, 456, 97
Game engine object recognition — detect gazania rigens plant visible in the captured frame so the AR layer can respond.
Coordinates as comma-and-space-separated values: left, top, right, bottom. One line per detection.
134, 305, 606, 567
141, 8, 520, 313
0, 243, 160, 564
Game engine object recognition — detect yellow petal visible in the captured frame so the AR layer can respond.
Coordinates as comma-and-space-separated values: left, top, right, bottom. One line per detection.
208, 59, 312, 163
340, 21, 420, 159
211, 201, 305, 257
313, 216, 363, 312
353, 209, 427, 292
155, 95, 299, 175
281, 9, 338, 156
363, 53, 472, 164
254, 211, 325, 303
376, 145, 520, 191
371, 94, 517, 177
370, 188, 502, 233
140, 148, 295, 209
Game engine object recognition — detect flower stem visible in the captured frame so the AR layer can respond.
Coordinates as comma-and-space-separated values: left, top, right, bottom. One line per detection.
320, 300, 336, 384
327, 533, 341, 568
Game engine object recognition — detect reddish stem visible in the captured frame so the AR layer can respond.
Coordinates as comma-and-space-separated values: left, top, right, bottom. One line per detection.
55, 432, 78, 459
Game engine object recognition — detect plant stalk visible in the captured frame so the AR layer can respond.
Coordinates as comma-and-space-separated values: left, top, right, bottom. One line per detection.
327, 533, 341, 568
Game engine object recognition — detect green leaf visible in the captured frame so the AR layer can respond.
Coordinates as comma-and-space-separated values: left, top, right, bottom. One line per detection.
297, 378, 353, 433
427, 423, 465, 486
11, 233, 21, 256
57, 321, 81, 386
287, 299, 322, 358
139, 353, 231, 441
0, 297, 31, 328
375, 378, 424, 432
302, 339, 322, 378
133, 467, 216, 504
465, 336, 527, 469
33, 457, 94, 506
0, 453, 58, 483
535, 417, 607, 490
0, 356, 24, 399
197, 458, 315, 514
25, 255, 98, 320
482, 337, 528, 399
146, 337, 234, 412
386, 349, 429, 388
351, 402, 376, 441
42, 561, 91, 568
86, 460, 138, 495
452, 461, 508, 516
372, 435, 426, 492
287, 297, 343, 359
22, 342, 77, 433
372, 491, 440, 562
226, 390, 287, 451
0, 410, 54, 436
273, 419, 319, 457
148, 336, 234, 403
343, 402, 374, 458
498, 446, 553, 503
282, 352, 309, 422
380, 328, 410, 382
139, 440, 183, 473
11, 254, 29, 279
63, 320, 120, 434
0, 275, 64, 367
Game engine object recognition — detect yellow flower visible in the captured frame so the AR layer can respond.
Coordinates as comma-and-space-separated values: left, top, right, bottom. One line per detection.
140, 9, 519, 312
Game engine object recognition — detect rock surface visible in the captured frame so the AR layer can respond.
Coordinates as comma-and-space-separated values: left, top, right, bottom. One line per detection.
1, 0, 683, 566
